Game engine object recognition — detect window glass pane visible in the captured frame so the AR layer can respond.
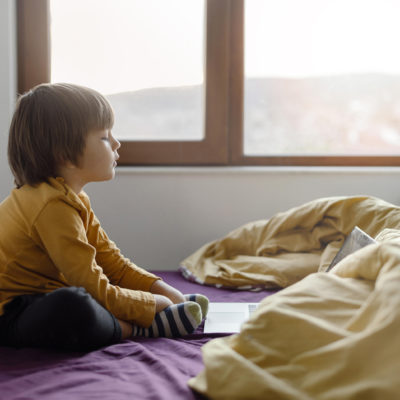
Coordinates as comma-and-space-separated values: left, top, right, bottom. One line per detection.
50, 0, 205, 141
244, 0, 400, 156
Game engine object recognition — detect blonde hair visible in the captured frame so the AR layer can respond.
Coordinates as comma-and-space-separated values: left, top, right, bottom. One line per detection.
8, 83, 114, 188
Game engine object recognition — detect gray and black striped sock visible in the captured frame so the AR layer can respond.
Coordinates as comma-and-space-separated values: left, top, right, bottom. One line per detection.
132, 301, 202, 338
184, 294, 209, 319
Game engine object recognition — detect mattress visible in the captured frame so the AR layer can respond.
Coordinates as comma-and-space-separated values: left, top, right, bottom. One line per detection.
0, 270, 276, 400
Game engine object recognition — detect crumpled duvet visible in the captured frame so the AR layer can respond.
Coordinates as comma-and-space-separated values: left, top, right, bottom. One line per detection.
189, 239, 400, 399
186, 196, 400, 399
181, 196, 400, 288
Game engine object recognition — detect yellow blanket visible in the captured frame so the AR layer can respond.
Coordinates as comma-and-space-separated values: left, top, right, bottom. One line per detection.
181, 196, 400, 288
189, 240, 400, 399
187, 196, 400, 399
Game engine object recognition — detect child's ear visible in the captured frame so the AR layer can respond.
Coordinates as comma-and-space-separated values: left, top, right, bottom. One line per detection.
63, 160, 77, 169
57, 157, 78, 170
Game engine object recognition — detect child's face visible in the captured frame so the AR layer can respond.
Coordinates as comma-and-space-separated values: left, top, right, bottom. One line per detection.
74, 129, 120, 186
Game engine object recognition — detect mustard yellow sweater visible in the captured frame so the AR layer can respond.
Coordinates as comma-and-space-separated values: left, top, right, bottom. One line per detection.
0, 177, 159, 327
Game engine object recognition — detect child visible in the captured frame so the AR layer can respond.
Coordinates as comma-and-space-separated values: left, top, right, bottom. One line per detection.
0, 83, 209, 351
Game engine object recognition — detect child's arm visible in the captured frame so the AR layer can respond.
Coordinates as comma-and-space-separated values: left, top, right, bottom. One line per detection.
83, 195, 187, 306
150, 279, 185, 304
33, 199, 157, 327
81, 194, 160, 292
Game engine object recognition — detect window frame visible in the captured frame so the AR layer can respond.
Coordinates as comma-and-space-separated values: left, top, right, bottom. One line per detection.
17, 0, 400, 166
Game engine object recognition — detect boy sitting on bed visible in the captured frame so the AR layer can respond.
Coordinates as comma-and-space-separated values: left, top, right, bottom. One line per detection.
0, 83, 208, 351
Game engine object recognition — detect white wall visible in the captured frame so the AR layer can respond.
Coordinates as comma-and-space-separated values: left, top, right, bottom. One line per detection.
85, 166, 400, 269
0, 0, 16, 198
1, 5, 400, 270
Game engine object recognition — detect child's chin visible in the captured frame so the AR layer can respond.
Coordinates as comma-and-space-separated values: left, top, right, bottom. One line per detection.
97, 172, 115, 182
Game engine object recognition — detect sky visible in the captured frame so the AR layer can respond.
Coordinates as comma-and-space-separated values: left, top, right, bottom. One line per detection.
50, 0, 400, 95
50, 0, 205, 95
245, 0, 400, 78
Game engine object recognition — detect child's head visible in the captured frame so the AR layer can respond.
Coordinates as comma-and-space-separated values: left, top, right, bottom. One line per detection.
8, 83, 114, 188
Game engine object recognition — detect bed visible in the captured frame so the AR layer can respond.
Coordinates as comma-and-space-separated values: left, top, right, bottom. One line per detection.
4, 196, 399, 399
0, 270, 276, 400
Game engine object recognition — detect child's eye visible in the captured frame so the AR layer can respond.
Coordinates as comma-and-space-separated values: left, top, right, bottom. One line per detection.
102, 137, 110, 141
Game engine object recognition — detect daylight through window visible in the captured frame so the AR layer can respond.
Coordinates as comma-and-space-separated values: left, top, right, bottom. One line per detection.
244, 0, 400, 156
50, 0, 205, 142
17, 0, 400, 165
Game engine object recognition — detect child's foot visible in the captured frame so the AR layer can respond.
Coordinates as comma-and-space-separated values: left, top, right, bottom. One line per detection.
132, 302, 202, 338
184, 294, 209, 319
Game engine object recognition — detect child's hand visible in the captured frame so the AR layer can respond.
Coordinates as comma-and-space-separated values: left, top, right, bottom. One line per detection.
150, 280, 185, 305
153, 294, 173, 313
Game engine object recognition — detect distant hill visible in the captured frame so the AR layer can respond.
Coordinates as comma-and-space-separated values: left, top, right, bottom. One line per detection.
107, 74, 400, 155
107, 85, 203, 140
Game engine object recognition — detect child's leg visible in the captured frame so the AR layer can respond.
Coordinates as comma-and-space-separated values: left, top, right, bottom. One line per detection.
131, 302, 202, 338
184, 294, 209, 318
5, 287, 121, 351
118, 318, 133, 339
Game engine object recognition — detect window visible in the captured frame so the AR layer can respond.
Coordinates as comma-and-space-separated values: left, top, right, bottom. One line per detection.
17, 0, 400, 166
243, 0, 400, 163
17, 0, 229, 165
51, 0, 205, 143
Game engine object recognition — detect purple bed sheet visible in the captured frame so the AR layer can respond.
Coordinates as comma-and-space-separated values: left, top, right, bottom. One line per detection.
0, 271, 278, 400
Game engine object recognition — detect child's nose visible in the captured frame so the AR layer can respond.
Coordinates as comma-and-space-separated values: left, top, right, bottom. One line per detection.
111, 135, 121, 150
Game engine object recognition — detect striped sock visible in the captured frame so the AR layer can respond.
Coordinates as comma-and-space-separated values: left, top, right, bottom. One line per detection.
184, 294, 209, 319
132, 302, 202, 338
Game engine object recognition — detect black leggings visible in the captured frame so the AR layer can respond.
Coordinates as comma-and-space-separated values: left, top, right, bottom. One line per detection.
0, 287, 122, 351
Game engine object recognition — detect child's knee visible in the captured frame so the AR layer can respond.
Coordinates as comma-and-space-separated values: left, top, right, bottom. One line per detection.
45, 287, 98, 325
48, 286, 90, 310
43, 287, 116, 349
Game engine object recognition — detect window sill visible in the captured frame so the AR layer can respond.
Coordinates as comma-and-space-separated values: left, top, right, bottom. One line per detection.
116, 165, 400, 176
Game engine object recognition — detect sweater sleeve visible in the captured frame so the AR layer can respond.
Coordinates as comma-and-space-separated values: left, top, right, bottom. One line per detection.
82, 199, 161, 291
33, 199, 156, 327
